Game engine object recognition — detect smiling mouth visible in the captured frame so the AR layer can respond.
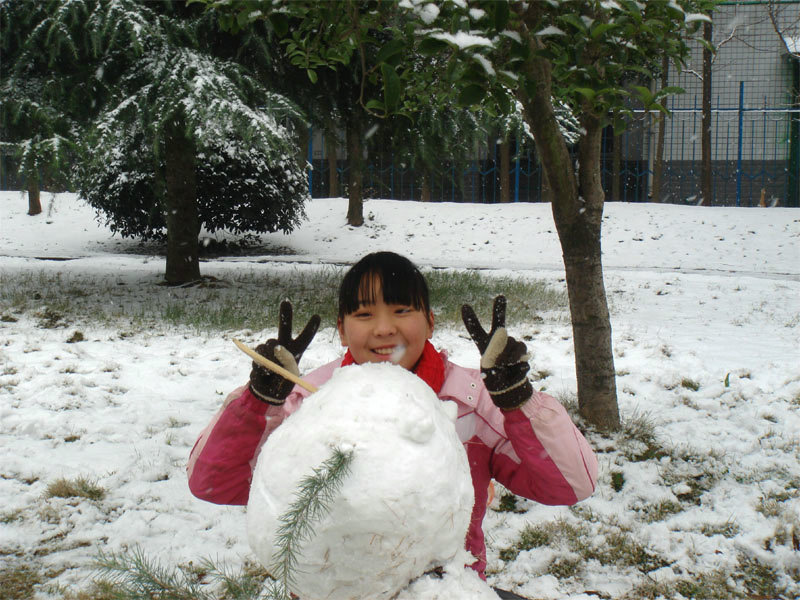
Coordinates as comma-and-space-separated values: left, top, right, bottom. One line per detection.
370, 344, 407, 363
372, 347, 396, 356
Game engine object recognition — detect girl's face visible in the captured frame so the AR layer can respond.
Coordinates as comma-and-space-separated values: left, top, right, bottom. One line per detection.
337, 278, 434, 371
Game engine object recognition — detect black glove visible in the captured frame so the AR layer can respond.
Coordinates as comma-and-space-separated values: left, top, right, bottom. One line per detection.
249, 300, 320, 405
461, 295, 532, 411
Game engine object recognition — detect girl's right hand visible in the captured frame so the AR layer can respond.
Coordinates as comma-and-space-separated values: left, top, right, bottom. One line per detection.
249, 300, 320, 405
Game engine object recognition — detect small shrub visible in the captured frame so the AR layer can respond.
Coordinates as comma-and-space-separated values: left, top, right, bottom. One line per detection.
46, 477, 106, 501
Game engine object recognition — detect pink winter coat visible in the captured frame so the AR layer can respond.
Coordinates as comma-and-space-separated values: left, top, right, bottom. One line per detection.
187, 352, 598, 578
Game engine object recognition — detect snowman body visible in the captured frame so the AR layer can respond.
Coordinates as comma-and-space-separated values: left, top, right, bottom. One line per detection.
247, 363, 476, 600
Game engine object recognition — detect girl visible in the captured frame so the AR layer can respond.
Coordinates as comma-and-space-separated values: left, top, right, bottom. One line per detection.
188, 251, 598, 588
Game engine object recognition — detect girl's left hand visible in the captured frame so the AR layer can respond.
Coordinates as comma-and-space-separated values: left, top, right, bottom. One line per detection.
461, 295, 532, 410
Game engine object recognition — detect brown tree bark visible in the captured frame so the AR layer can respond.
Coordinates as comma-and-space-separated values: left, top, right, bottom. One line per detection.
163, 119, 201, 285
420, 171, 431, 202
296, 124, 310, 172
345, 113, 364, 226
611, 131, 621, 202
500, 136, 511, 203
652, 55, 669, 203
27, 178, 42, 215
516, 38, 620, 431
701, 20, 713, 206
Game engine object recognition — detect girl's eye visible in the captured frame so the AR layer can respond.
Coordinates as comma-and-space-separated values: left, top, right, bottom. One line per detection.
354, 310, 371, 318
395, 307, 412, 315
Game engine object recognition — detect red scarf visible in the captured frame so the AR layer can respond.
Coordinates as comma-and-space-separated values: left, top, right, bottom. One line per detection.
340, 340, 445, 394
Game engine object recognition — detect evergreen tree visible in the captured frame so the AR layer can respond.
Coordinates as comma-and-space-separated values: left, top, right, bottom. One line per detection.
3, 0, 308, 284
0, 0, 95, 214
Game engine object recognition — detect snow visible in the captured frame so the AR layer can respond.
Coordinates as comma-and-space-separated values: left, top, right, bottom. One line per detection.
429, 31, 493, 50
1, 192, 799, 598
247, 363, 475, 599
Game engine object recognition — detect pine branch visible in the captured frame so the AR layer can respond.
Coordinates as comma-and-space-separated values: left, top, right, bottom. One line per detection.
270, 447, 355, 592
94, 546, 214, 600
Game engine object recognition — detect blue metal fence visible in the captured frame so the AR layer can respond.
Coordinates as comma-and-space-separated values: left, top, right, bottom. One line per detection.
308, 82, 799, 208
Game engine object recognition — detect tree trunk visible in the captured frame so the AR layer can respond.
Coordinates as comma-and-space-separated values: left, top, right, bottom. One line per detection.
516, 49, 620, 431
27, 178, 42, 215
500, 136, 511, 203
701, 20, 713, 206
325, 125, 339, 197
163, 120, 201, 285
566, 119, 620, 430
296, 123, 310, 172
420, 171, 431, 202
611, 132, 621, 202
345, 113, 364, 226
652, 55, 669, 203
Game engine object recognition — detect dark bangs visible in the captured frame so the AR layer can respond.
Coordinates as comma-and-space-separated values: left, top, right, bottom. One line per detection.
338, 252, 430, 320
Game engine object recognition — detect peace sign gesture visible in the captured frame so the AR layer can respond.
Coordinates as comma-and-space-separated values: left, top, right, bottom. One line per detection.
461, 295, 532, 410
249, 301, 321, 405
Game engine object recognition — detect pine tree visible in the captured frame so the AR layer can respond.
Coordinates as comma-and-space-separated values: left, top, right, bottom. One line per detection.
3, 0, 308, 284
0, 0, 94, 214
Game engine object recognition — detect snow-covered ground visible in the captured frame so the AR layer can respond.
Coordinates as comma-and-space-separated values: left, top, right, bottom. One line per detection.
1, 191, 799, 599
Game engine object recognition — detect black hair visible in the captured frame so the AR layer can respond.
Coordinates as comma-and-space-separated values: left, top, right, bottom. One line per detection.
338, 252, 431, 322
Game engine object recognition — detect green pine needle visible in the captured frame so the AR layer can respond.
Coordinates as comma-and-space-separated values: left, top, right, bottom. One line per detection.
270, 446, 355, 591
94, 545, 213, 600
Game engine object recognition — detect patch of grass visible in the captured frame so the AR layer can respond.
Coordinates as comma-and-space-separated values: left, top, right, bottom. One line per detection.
426, 269, 567, 326
1, 508, 24, 524
700, 518, 740, 538
661, 447, 728, 506
1, 267, 564, 333
56, 580, 118, 600
546, 555, 583, 579
618, 410, 670, 462
45, 476, 106, 501
623, 569, 734, 599
498, 521, 557, 561
494, 492, 526, 513
592, 529, 671, 573
66, 330, 85, 343
35, 307, 66, 328
611, 471, 625, 492
737, 554, 782, 597
637, 498, 684, 523
680, 377, 700, 391
0, 564, 44, 600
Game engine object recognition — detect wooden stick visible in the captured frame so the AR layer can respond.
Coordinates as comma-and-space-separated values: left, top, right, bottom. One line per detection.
232, 338, 318, 393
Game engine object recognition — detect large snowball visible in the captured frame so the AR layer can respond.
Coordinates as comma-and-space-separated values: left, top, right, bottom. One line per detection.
247, 363, 475, 600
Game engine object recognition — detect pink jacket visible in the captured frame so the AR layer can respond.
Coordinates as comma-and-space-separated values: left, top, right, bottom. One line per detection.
187, 352, 598, 577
